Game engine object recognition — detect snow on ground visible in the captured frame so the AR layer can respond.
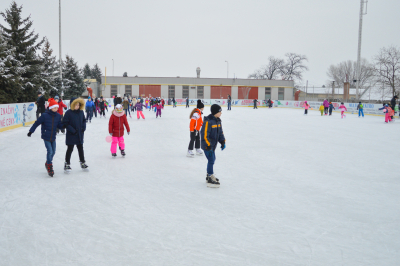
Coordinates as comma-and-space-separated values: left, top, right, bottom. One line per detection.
0, 106, 399, 266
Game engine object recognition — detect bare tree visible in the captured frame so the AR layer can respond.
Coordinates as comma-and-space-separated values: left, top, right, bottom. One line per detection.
248, 56, 284, 79
373, 46, 400, 97
281, 53, 309, 82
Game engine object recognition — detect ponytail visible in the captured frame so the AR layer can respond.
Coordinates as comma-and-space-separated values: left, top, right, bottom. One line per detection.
189, 108, 197, 119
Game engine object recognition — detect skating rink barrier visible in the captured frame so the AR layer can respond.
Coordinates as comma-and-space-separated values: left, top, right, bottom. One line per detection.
0, 102, 37, 132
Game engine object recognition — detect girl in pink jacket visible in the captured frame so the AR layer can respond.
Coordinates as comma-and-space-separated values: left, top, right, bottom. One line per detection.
339, 102, 347, 119
302, 101, 310, 115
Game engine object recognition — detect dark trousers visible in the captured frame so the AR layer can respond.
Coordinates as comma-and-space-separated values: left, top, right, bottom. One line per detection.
36, 109, 45, 120
204, 148, 216, 175
186, 102, 189, 108
324, 107, 328, 114
86, 109, 93, 121
228, 102, 231, 110
329, 109, 333, 115
188, 131, 200, 150
44, 140, 56, 164
305, 109, 308, 115
93, 106, 97, 117
100, 108, 105, 116
65, 144, 85, 164
254, 104, 258, 109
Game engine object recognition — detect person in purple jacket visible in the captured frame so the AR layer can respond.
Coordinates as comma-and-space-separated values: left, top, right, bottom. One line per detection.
135, 100, 146, 119
323, 99, 329, 115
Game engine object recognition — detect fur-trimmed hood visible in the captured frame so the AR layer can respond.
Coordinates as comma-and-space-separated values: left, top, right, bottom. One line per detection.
70, 97, 85, 111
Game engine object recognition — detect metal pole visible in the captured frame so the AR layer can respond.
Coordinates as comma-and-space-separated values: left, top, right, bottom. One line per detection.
225, 61, 228, 78
59, 0, 63, 98
356, 0, 367, 101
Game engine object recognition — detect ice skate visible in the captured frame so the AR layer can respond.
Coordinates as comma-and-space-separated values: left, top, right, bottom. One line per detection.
120, 148, 126, 157
207, 174, 220, 188
46, 163, 54, 177
112, 153, 117, 158
186, 150, 195, 158
196, 149, 203, 156
64, 162, 72, 173
206, 174, 219, 182
80, 161, 89, 171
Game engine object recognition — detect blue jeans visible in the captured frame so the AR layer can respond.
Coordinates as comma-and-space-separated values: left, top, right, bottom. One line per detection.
359, 109, 364, 117
44, 140, 56, 164
228, 102, 231, 110
204, 148, 216, 175
86, 109, 93, 121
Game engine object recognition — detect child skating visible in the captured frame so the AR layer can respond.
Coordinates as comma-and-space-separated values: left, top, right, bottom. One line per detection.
381, 104, 393, 123
187, 100, 205, 157
109, 104, 130, 158
27, 98, 64, 177
62, 97, 88, 172
339, 102, 347, 118
302, 101, 310, 115
135, 100, 146, 120
156, 102, 162, 118
329, 102, 335, 116
319, 104, 324, 116
200, 104, 226, 188
357, 102, 364, 117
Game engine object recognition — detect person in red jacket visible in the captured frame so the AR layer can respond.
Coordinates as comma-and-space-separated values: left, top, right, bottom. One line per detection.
55, 96, 67, 134
109, 104, 130, 158
187, 100, 205, 157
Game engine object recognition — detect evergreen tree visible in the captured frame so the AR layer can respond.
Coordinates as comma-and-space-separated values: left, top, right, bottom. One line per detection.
40, 38, 59, 98
91, 63, 102, 84
0, 1, 45, 102
63, 55, 84, 99
82, 63, 91, 79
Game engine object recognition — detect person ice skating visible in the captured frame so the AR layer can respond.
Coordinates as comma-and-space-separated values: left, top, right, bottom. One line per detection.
99, 97, 107, 118
27, 98, 64, 177
319, 104, 324, 116
35, 92, 47, 119
161, 98, 165, 109
109, 104, 130, 157
55, 96, 67, 134
357, 102, 364, 117
62, 97, 88, 172
85, 97, 95, 123
390, 95, 397, 115
131, 97, 137, 112
323, 99, 329, 115
122, 97, 131, 117
186, 97, 189, 108
302, 101, 310, 115
172, 97, 177, 108
187, 100, 205, 157
135, 100, 146, 119
155, 102, 162, 118
92, 95, 99, 118
115, 94, 122, 108
253, 99, 259, 109
339, 102, 347, 119
381, 104, 393, 123
201, 104, 226, 188
329, 102, 335, 116
227, 95, 232, 111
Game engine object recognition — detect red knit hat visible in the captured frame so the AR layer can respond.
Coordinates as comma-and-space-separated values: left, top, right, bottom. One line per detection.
48, 98, 59, 110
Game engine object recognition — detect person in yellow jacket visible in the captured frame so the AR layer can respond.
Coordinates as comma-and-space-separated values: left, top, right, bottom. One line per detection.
319, 104, 324, 116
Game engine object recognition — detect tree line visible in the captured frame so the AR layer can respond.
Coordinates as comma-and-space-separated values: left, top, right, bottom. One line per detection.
0, 1, 102, 104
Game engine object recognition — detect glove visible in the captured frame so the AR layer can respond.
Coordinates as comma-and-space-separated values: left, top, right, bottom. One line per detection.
221, 143, 226, 151
109, 133, 113, 136
27, 132, 32, 137
127, 132, 130, 135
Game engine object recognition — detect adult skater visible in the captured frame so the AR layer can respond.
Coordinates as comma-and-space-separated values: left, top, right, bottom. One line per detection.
172, 97, 176, 108
99, 97, 107, 118
93, 95, 99, 118
391, 95, 397, 115
201, 104, 226, 188
122, 97, 131, 117
35, 92, 47, 119
109, 104, 130, 157
131, 97, 137, 112
186, 97, 189, 108
187, 100, 204, 157
323, 99, 329, 115
55, 96, 67, 134
85, 97, 95, 123
227, 94, 232, 111
253, 99, 259, 109
62, 97, 88, 172
27, 98, 64, 177
357, 102, 364, 117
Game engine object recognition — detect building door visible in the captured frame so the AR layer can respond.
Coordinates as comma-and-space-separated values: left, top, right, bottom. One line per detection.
210, 86, 231, 99
139, 85, 161, 97
238, 87, 258, 99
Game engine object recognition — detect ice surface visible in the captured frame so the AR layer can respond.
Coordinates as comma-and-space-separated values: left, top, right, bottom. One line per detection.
1, 107, 399, 265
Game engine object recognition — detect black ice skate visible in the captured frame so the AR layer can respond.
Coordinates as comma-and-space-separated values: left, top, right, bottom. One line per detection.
206, 174, 219, 182
112, 153, 117, 158
207, 174, 220, 188
80, 161, 89, 171
46, 163, 54, 177
119, 147, 126, 157
64, 162, 72, 173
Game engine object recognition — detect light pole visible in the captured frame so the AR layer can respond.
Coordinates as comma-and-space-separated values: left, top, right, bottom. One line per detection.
225, 61, 229, 78
59, 0, 63, 98
356, 0, 368, 100
112, 59, 114, 76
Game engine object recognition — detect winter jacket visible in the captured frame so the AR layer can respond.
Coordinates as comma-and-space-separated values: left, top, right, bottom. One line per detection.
302, 102, 310, 110
99, 100, 106, 109
323, 100, 329, 108
329, 103, 335, 110
319, 105, 324, 111
109, 110, 130, 137
339, 104, 347, 112
391, 97, 397, 109
161, 99, 165, 105
200, 114, 225, 150
36, 95, 47, 113
156, 104, 162, 110
122, 100, 130, 110
190, 109, 203, 132
63, 98, 86, 145
357, 103, 364, 110
29, 109, 63, 142
253, 99, 259, 105
132, 98, 137, 105
85, 100, 95, 110
57, 100, 67, 115
135, 102, 146, 112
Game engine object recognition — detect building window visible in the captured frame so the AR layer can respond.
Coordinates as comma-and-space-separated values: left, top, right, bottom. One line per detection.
182, 86, 189, 98
278, 87, 284, 100
168, 85, 175, 98
265, 87, 271, 100
111, 85, 118, 97
125, 85, 132, 96
197, 86, 204, 99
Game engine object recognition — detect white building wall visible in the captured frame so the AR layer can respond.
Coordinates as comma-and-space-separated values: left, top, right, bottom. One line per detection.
203, 86, 211, 99
231, 86, 238, 99
271, 87, 279, 100
175, 85, 183, 98
132, 85, 139, 97
161, 85, 168, 98
258, 87, 265, 100
284, 88, 293, 101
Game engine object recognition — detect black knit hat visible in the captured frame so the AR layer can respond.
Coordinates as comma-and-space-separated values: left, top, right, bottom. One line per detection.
197, 99, 204, 109
211, 104, 222, 115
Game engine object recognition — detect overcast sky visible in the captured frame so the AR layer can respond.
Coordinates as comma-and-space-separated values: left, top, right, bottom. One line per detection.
1, 0, 399, 87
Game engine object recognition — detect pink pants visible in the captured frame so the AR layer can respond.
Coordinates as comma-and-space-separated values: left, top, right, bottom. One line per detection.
111, 136, 125, 153
137, 111, 145, 119
385, 113, 392, 123
341, 111, 346, 118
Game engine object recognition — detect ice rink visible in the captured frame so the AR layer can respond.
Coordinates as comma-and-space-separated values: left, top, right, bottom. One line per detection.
1, 106, 399, 265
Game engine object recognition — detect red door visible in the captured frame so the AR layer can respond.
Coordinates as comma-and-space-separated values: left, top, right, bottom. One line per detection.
238, 87, 258, 99
139, 85, 161, 97
210, 86, 231, 99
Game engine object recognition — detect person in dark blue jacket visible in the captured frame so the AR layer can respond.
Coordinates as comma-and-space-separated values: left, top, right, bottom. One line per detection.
329, 102, 335, 116
27, 98, 64, 177
85, 97, 95, 123
62, 97, 88, 172
200, 104, 226, 188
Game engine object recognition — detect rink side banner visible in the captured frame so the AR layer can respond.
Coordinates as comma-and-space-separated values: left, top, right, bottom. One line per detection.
0, 102, 37, 132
